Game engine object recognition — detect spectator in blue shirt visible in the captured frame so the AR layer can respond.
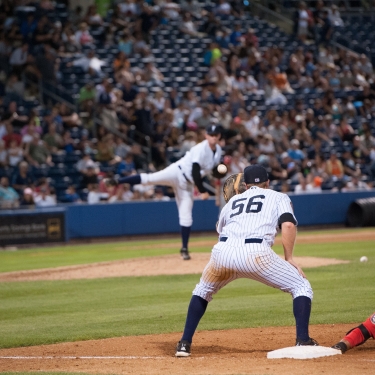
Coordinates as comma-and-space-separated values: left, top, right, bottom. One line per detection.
117, 153, 136, 177
229, 23, 242, 47
64, 185, 81, 203
0, 176, 19, 208
288, 139, 305, 162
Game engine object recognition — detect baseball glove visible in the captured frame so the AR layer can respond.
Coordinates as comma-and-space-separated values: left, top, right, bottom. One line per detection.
222, 173, 246, 203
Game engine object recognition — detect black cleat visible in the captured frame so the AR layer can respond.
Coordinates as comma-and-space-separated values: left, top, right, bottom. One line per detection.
331, 342, 348, 353
175, 340, 191, 357
296, 337, 319, 346
180, 248, 191, 260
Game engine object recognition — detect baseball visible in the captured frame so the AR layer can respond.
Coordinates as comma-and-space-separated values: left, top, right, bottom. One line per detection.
217, 164, 228, 174
360, 256, 368, 262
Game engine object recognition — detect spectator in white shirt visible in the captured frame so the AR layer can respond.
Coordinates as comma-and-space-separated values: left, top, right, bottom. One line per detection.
9, 43, 30, 73
34, 187, 57, 207
68, 50, 105, 76
294, 175, 322, 194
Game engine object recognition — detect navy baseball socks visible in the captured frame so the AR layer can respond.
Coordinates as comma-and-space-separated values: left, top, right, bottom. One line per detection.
176, 295, 208, 357
180, 226, 191, 260
294, 296, 319, 346
117, 175, 141, 185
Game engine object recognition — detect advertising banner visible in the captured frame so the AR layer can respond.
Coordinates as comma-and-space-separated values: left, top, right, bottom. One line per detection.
0, 211, 66, 246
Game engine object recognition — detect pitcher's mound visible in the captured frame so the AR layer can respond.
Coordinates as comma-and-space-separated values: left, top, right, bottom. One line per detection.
267, 346, 342, 359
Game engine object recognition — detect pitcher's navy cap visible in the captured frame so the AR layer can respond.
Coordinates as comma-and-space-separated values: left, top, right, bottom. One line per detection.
206, 125, 221, 135
244, 164, 269, 184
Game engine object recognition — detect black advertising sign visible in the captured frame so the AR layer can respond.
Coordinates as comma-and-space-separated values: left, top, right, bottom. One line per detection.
0, 211, 66, 246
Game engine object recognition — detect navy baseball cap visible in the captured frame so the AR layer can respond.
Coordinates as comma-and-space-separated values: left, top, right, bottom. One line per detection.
206, 125, 221, 135
244, 164, 269, 184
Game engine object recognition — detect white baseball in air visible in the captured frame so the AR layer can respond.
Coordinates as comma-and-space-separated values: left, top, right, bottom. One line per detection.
360, 256, 368, 262
217, 164, 228, 174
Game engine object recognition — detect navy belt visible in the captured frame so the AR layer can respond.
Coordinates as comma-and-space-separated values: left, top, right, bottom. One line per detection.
220, 237, 263, 244
178, 165, 191, 183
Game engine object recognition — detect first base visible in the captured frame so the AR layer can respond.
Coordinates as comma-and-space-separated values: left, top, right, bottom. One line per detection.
267, 346, 341, 359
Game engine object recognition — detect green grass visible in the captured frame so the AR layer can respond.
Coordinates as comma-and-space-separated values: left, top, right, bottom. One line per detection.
0, 236, 216, 272
0, 228, 374, 349
0, 227, 372, 272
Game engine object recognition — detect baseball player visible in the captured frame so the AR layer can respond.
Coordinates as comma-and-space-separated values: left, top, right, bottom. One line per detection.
332, 311, 375, 353
175, 164, 317, 357
105, 125, 226, 260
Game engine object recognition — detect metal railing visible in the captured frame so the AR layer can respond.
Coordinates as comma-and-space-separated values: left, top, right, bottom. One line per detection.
249, 1, 294, 34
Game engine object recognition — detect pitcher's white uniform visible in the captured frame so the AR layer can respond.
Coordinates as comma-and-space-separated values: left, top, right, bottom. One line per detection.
193, 186, 313, 301
140, 139, 222, 226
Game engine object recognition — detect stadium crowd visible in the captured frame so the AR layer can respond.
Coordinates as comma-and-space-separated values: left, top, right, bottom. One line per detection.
0, 0, 375, 209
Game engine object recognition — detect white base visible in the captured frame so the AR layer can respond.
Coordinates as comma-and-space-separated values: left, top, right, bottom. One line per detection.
267, 346, 342, 359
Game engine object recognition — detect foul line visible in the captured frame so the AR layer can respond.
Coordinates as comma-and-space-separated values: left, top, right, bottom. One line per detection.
0, 356, 167, 360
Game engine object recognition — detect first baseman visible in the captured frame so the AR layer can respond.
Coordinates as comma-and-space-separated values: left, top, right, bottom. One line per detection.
332, 311, 375, 353
105, 125, 226, 260
175, 164, 317, 356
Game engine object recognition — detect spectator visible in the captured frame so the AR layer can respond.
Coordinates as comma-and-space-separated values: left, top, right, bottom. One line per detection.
19, 187, 35, 207
87, 183, 107, 204
78, 82, 96, 113
11, 161, 34, 195
287, 139, 305, 162
243, 27, 259, 49
84, 5, 103, 26
325, 151, 344, 180
328, 5, 344, 27
7, 139, 24, 168
9, 43, 31, 75
229, 23, 242, 48
0, 176, 19, 209
117, 153, 137, 177
142, 61, 164, 87
318, 10, 333, 46
74, 22, 94, 46
268, 116, 290, 154
69, 5, 84, 26
63, 185, 81, 203
35, 44, 59, 84
258, 133, 276, 156
294, 174, 322, 194
281, 152, 300, 181
296, 1, 309, 43
268, 156, 288, 181
43, 123, 64, 153
68, 50, 106, 77
341, 176, 371, 191
215, 0, 231, 17
96, 133, 120, 164
179, 12, 202, 37
118, 32, 134, 56
340, 66, 355, 89
0, 139, 7, 167
5, 73, 25, 97
25, 133, 53, 167
34, 186, 57, 207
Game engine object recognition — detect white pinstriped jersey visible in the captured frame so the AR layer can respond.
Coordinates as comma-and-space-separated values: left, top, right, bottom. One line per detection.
192, 185, 312, 303
178, 140, 222, 182
217, 186, 296, 246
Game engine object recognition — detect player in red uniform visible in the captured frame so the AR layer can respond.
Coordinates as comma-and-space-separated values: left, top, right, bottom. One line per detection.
332, 312, 375, 353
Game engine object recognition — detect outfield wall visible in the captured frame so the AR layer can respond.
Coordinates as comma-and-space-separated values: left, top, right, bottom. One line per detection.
0, 190, 374, 245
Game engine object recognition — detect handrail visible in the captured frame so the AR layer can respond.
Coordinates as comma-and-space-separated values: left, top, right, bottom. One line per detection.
249, 1, 294, 34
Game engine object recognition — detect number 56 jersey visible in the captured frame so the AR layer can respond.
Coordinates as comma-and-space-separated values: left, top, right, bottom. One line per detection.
217, 186, 297, 247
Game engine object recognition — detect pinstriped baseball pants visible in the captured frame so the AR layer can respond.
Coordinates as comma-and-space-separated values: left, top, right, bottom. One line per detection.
193, 239, 313, 302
